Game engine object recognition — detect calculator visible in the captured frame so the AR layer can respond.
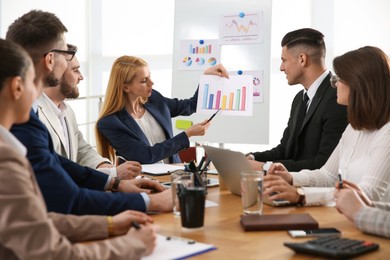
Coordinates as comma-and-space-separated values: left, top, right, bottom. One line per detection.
284, 236, 380, 259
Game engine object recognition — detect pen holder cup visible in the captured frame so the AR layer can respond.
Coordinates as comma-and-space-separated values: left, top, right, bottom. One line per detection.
190, 169, 207, 188
178, 186, 207, 230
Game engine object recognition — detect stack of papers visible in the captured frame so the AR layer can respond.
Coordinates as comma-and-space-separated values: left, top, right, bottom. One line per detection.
141, 163, 185, 176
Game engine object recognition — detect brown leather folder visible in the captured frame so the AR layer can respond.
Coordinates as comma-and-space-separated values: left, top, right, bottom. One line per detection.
240, 213, 319, 231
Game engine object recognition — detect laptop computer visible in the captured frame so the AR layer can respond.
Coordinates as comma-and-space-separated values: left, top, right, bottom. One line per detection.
203, 145, 292, 207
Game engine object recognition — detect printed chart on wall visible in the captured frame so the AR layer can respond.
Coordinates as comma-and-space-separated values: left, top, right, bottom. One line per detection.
196, 75, 253, 116
230, 70, 264, 103
220, 12, 263, 44
178, 39, 221, 70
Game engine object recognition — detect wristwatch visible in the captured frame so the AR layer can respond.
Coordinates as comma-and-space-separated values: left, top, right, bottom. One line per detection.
263, 161, 273, 173
111, 177, 121, 192
296, 187, 306, 206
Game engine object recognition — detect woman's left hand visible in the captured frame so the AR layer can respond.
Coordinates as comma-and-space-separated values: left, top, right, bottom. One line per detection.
204, 64, 229, 79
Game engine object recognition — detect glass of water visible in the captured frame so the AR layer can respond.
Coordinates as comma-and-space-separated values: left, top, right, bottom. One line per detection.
240, 170, 263, 215
170, 170, 193, 216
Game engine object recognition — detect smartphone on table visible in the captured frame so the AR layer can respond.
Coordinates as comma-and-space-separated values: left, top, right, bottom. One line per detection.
288, 228, 341, 238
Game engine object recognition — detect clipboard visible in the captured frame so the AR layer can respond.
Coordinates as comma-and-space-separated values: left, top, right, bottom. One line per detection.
142, 234, 216, 259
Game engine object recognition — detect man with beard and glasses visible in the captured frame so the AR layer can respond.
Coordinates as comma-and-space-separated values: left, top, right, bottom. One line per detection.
38, 44, 141, 180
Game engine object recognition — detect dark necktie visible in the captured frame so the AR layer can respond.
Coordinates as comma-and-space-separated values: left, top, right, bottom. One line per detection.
294, 92, 309, 138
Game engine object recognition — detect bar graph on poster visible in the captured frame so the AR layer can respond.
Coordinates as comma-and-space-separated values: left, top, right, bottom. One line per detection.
196, 75, 253, 116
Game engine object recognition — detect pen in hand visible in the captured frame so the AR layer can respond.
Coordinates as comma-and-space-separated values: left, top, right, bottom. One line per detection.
131, 221, 141, 230
206, 108, 221, 123
337, 169, 343, 189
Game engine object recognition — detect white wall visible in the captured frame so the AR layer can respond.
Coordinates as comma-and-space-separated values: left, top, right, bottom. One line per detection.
1, 0, 390, 152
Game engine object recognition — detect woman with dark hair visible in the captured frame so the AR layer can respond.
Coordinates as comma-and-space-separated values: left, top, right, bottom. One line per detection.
263, 46, 390, 206
0, 38, 157, 259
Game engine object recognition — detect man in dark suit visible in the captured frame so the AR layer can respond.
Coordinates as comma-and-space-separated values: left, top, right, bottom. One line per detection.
7, 10, 172, 215
248, 28, 348, 172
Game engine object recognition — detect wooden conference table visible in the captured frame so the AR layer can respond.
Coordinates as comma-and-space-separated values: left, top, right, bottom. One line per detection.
150, 176, 390, 259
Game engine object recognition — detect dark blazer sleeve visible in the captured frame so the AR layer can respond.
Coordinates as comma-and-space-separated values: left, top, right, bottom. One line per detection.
11, 110, 146, 215
97, 88, 198, 164
253, 75, 348, 171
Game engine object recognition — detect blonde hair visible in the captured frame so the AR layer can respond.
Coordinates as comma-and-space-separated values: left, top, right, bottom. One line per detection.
95, 55, 148, 161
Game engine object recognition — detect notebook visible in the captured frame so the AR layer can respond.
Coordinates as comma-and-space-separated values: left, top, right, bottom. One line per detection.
240, 213, 319, 231
203, 145, 292, 207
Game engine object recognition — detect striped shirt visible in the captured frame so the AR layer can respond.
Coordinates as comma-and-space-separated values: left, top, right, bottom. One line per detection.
355, 202, 390, 238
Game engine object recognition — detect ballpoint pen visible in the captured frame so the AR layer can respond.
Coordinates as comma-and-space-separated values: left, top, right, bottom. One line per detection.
131, 221, 141, 230
337, 169, 343, 189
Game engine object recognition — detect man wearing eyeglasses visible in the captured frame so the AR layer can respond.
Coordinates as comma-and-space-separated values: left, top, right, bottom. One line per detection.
38, 44, 142, 180
248, 28, 348, 173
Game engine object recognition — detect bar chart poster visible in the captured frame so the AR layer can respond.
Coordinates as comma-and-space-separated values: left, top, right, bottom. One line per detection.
197, 75, 253, 116
220, 12, 263, 44
178, 39, 221, 70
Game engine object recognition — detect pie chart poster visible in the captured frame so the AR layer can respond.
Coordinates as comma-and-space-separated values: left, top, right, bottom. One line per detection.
178, 39, 221, 71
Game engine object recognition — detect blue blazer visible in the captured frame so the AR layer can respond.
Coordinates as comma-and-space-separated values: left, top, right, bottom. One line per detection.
253, 72, 348, 171
10, 109, 146, 215
97, 88, 198, 164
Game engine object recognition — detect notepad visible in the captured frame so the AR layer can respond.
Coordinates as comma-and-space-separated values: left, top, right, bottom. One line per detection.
240, 213, 319, 231
141, 164, 185, 176
142, 234, 216, 260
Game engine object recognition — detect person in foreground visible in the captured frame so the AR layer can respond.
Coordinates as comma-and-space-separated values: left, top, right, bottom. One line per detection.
247, 28, 348, 172
0, 38, 156, 260
96, 56, 229, 164
38, 44, 141, 179
7, 10, 172, 215
263, 46, 390, 206
334, 180, 390, 238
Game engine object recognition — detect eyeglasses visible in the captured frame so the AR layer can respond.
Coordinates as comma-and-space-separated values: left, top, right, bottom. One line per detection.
44, 49, 76, 61
330, 75, 340, 88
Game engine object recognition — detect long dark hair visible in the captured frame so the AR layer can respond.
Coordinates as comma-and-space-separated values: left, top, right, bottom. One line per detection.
0, 38, 31, 92
333, 46, 390, 130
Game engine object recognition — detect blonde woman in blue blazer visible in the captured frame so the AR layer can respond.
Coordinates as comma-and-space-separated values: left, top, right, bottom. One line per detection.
96, 56, 228, 164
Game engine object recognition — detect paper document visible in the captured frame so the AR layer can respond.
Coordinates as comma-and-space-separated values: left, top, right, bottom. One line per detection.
142, 163, 185, 176
142, 234, 216, 260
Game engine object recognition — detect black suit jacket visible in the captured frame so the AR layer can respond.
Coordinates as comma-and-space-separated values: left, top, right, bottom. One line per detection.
253, 73, 348, 171
10, 109, 146, 215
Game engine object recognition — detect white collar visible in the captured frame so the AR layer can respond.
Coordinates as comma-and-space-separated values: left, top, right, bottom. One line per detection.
305, 70, 329, 100
41, 92, 68, 117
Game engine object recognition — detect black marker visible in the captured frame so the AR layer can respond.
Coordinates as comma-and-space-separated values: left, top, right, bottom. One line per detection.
206, 108, 221, 123
197, 156, 206, 171
131, 221, 141, 230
